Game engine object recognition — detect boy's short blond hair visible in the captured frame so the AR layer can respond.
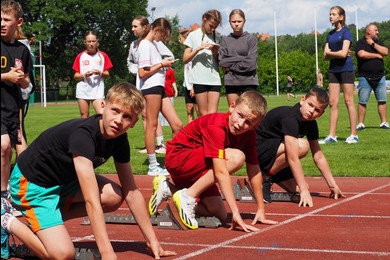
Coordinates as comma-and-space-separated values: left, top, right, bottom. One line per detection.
235, 90, 268, 119
1, 0, 23, 19
106, 83, 144, 115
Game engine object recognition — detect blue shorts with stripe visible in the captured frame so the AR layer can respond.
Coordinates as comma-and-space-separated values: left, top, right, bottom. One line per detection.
9, 164, 80, 232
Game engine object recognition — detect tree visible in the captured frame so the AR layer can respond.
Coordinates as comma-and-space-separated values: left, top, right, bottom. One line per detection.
19, 0, 148, 96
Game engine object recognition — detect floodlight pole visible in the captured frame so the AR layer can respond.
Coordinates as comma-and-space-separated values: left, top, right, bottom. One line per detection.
274, 12, 279, 96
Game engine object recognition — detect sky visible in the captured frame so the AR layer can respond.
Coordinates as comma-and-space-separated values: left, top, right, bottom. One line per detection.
147, 0, 389, 37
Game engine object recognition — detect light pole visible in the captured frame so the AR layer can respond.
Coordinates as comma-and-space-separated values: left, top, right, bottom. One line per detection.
151, 7, 156, 21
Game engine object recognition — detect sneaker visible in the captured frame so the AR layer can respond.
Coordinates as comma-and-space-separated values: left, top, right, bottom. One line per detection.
172, 189, 198, 229
262, 174, 273, 204
148, 175, 172, 216
345, 135, 359, 144
380, 122, 390, 129
138, 147, 147, 154
155, 144, 166, 154
356, 123, 366, 131
319, 135, 338, 144
1, 198, 22, 218
147, 165, 169, 176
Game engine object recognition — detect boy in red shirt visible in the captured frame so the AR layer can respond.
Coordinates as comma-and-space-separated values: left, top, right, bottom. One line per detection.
149, 91, 277, 230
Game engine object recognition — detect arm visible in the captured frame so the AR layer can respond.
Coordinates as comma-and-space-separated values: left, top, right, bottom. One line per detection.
1, 68, 30, 89
138, 59, 174, 79
309, 140, 345, 199
356, 50, 383, 59
115, 162, 176, 258
172, 82, 178, 97
324, 40, 351, 59
183, 43, 214, 64
246, 164, 278, 225
212, 158, 258, 232
284, 135, 313, 207
73, 155, 116, 258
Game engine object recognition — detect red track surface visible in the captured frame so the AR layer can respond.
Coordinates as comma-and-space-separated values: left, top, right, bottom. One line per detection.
10, 175, 390, 259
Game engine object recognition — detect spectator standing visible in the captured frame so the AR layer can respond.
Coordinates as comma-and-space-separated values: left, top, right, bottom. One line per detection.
219, 9, 259, 106
319, 6, 358, 144
183, 9, 222, 116
355, 23, 389, 130
72, 31, 113, 118
316, 68, 323, 88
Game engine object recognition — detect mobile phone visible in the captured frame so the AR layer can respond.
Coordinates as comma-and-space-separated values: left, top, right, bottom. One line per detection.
173, 58, 180, 62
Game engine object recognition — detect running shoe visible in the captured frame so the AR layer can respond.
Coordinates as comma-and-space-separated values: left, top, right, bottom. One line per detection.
356, 123, 366, 131
318, 135, 338, 144
147, 165, 169, 176
345, 135, 359, 144
380, 122, 390, 129
148, 175, 172, 216
172, 189, 198, 229
138, 147, 147, 154
155, 144, 166, 154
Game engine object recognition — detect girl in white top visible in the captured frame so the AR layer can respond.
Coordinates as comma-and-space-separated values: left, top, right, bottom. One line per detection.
183, 9, 222, 116
72, 31, 113, 118
137, 18, 182, 175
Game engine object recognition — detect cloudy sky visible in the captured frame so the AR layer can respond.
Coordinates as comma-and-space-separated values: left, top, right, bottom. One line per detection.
147, 0, 389, 37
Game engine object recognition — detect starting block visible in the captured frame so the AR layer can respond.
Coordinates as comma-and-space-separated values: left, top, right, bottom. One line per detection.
10, 244, 101, 260
80, 201, 222, 230
230, 178, 300, 203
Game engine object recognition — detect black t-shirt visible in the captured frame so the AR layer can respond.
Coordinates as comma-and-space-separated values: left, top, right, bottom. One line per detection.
256, 103, 319, 172
17, 115, 130, 187
355, 37, 385, 78
1, 39, 33, 123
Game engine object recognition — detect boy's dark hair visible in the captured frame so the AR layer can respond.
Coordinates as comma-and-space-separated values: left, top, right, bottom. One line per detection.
305, 87, 329, 107
1, 0, 23, 19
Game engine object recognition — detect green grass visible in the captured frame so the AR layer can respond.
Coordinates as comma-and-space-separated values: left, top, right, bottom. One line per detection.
23, 93, 390, 177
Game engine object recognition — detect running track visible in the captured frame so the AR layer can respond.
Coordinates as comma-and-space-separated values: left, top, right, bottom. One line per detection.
10, 176, 390, 259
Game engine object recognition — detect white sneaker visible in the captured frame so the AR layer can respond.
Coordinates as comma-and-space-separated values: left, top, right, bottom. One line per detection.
380, 122, 390, 129
155, 144, 166, 154
345, 135, 359, 144
138, 147, 147, 154
319, 135, 338, 144
148, 175, 172, 216
356, 123, 366, 131
147, 165, 169, 176
173, 189, 198, 229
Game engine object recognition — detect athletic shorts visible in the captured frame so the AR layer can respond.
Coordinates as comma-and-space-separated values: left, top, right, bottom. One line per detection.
9, 164, 80, 232
1, 120, 21, 146
328, 71, 355, 84
184, 88, 196, 104
358, 76, 387, 104
141, 85, 167, 98
225, 85, 258, 95
165, 143, 220, 199
193, 84, 221, 94
269, 167, 294, 183
286, 87, 293, 94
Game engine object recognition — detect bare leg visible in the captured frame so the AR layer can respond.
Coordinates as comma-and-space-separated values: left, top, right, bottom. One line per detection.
77, 99, 90, 118
328, 83, 341, 137
342, 83, 357, 136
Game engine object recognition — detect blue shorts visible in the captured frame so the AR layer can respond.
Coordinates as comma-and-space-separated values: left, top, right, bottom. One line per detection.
358, 76, 387, 104
9, 164, 80, 232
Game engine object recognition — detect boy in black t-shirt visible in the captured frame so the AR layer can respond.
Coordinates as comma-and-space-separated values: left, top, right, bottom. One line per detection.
2, 83, 176, 259
256, 88, 345, 207
1, 0, 32, 202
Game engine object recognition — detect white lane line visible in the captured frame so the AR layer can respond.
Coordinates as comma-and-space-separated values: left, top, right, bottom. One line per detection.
174, 182, 390, 260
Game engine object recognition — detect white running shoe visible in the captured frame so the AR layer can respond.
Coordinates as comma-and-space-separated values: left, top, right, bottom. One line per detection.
172, 189, 198, 229
148, 175, 172, 216
345, 135, 359, 144
356, 123, 366, 131
380, 122, 390, 129
155, 144, 166, 154
147, 165, 169, 176
319, 135, 338, 144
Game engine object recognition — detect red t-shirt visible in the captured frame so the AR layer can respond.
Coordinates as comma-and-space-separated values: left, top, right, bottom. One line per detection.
164, 68, 176, 97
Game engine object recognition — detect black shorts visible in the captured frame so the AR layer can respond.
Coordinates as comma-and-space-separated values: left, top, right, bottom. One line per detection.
257, 138, 280, 174
184, 88, 196, 104
271, 167, 294, 183
1, 120, 21, 146
286, 87, 293, 93
225, 85, 258, 95
193, 84, 221, 94
141, 86, 167, 98
328, 71, 355, 84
